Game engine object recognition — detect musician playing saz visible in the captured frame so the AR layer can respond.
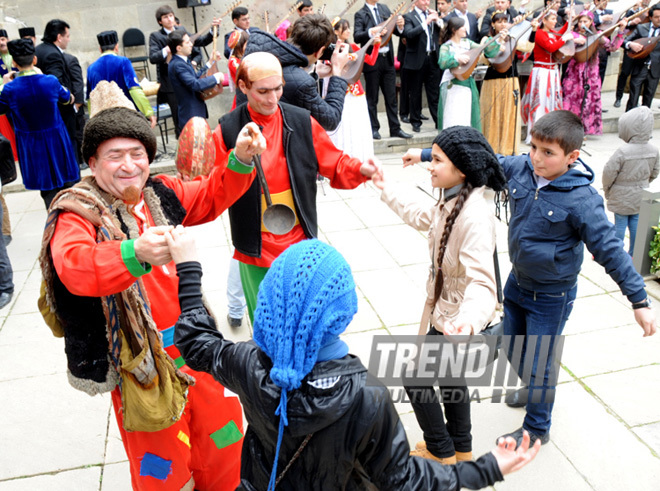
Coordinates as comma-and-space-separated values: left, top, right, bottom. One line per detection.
624, 4, 660, 110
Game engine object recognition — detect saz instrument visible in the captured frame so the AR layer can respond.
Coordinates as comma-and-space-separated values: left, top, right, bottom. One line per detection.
275, 1, 303, 30
489, 3, 556, 73
627, 34, 660, 59
374, 0, 412, 47
198, 0, 244, 100
574, 5, 651, 63
451, 29, 508, 80
553, 0, 575, 63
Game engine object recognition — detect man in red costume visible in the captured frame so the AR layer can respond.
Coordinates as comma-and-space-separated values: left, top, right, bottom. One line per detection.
41, 84, 260, 490
214, 52, 382, 320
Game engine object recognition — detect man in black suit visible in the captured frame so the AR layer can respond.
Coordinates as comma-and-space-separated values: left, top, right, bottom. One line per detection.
35, 19, 76, 150
224, 7, 254, 59
479, 0, 521, 40
446, 0, 481, 43
402, 0, 441, 131
168, 31, 223, 134
354, 0, 411, 140
615, 0, 650, 107
624, 4, 660, 111
594, 1, 615, 84
149, 5, 217, 137
63, 52, 86, 168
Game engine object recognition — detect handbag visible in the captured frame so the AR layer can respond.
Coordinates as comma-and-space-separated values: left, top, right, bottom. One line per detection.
0, 134, 16, 186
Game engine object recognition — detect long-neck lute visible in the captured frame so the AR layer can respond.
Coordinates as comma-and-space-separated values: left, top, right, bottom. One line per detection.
574, 5, 651, 63
450, 29, 508, 81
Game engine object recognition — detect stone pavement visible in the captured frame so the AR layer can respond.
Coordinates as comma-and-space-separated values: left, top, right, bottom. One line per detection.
1, 122, 660, 490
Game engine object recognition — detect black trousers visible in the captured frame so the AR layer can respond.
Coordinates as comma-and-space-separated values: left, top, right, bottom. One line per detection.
398, 46, 410, 118
626, 63, 660, 111
404, 327, 472, 458
598, 48, 609, 84
406, 52, 440, 128
615, 54, 635, 101
363, 54, 401, 134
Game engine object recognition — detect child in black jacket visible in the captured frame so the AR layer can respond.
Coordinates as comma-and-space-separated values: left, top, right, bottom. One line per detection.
167, 227, 540, 490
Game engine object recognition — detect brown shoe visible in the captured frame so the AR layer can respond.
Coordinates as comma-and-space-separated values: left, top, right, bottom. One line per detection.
410, 448, 457, 465
455, 451, 473, 462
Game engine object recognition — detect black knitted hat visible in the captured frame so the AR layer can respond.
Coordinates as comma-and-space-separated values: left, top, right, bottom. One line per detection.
96, 30, 118, 47
82, 107, 157, 164
433, 126, 507, 192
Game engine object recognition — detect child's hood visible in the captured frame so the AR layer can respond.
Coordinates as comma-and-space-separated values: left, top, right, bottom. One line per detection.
543, 158, 595, 189
618, 106, 653, 144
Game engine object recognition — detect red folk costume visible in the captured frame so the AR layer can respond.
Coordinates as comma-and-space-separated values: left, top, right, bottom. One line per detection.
228, 56, 240, 110
346, 42, 379, 96
521, 22, 568, 143
214, 104, 368, 269
50, 155, 254, 490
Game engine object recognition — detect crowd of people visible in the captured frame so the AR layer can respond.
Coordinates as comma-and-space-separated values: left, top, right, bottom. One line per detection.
0, 0, 658, 489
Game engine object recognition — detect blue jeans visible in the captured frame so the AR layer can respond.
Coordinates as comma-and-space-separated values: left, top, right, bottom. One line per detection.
226, 257, 246, 319
614, 213, 639, 255
0, 201, 12, 294
503, 273, 576, 435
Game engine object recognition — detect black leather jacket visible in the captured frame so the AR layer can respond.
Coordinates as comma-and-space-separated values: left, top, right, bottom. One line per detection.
174, 263, 504, 490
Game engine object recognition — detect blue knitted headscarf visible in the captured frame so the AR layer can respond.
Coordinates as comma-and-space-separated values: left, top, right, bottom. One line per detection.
253, 239, 358, 490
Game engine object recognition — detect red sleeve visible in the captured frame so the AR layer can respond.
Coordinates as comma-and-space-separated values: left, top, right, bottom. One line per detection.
312, 118, 369, 189
535, 29, 565, 53
51, 213, 137, 297
157, 131, 255, 226
363, 41, 380, 65
228, 57, 239, 83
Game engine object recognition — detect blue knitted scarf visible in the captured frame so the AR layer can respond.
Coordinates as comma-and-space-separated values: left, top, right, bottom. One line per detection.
253, 239, 358, 490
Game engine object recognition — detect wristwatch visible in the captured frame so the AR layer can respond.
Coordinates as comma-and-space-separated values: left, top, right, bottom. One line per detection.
632, 298, 652, 310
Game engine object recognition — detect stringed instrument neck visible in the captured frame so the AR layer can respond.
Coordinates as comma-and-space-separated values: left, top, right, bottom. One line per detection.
451, 29, 507, 80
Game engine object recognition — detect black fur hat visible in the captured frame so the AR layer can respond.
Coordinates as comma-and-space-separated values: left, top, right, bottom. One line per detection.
96, 30, 118, 47
433, 126, 507, 192
82, 107, 157, 164
19, 27, 36, 39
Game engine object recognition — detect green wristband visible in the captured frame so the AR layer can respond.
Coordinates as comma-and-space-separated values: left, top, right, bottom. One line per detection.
120, 239, 153, 277
227, 150, 255, 175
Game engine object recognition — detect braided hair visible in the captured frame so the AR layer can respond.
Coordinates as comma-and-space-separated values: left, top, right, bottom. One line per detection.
432, 182, 474, 306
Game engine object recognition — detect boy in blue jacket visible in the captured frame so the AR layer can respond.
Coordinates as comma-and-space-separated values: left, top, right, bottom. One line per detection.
402, 111, 656, 449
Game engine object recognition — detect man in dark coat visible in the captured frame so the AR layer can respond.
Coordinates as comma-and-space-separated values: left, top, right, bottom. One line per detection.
240, 15, 350, 132
168, 30, 223, 133
35, 19, 76, 150
479, 0, 520, 40
223, 6, 254, 59
63, 52, 85, 168
624, 4, 660, 111
354, 0, 411, 140
401, 0, 442, 131
148, 5, 217, 137
446, 0, 481, 43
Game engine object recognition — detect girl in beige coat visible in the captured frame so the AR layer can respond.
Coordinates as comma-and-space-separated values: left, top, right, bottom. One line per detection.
372, 126, 507, 466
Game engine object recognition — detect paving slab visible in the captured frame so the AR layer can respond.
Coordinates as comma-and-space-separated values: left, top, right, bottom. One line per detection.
0, 466, 102, 491
0, 374, 110, 480
551, 382, 660, 491
585, 364, 660, 427
633, 421, 660, 456
561, 325, 660, 378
